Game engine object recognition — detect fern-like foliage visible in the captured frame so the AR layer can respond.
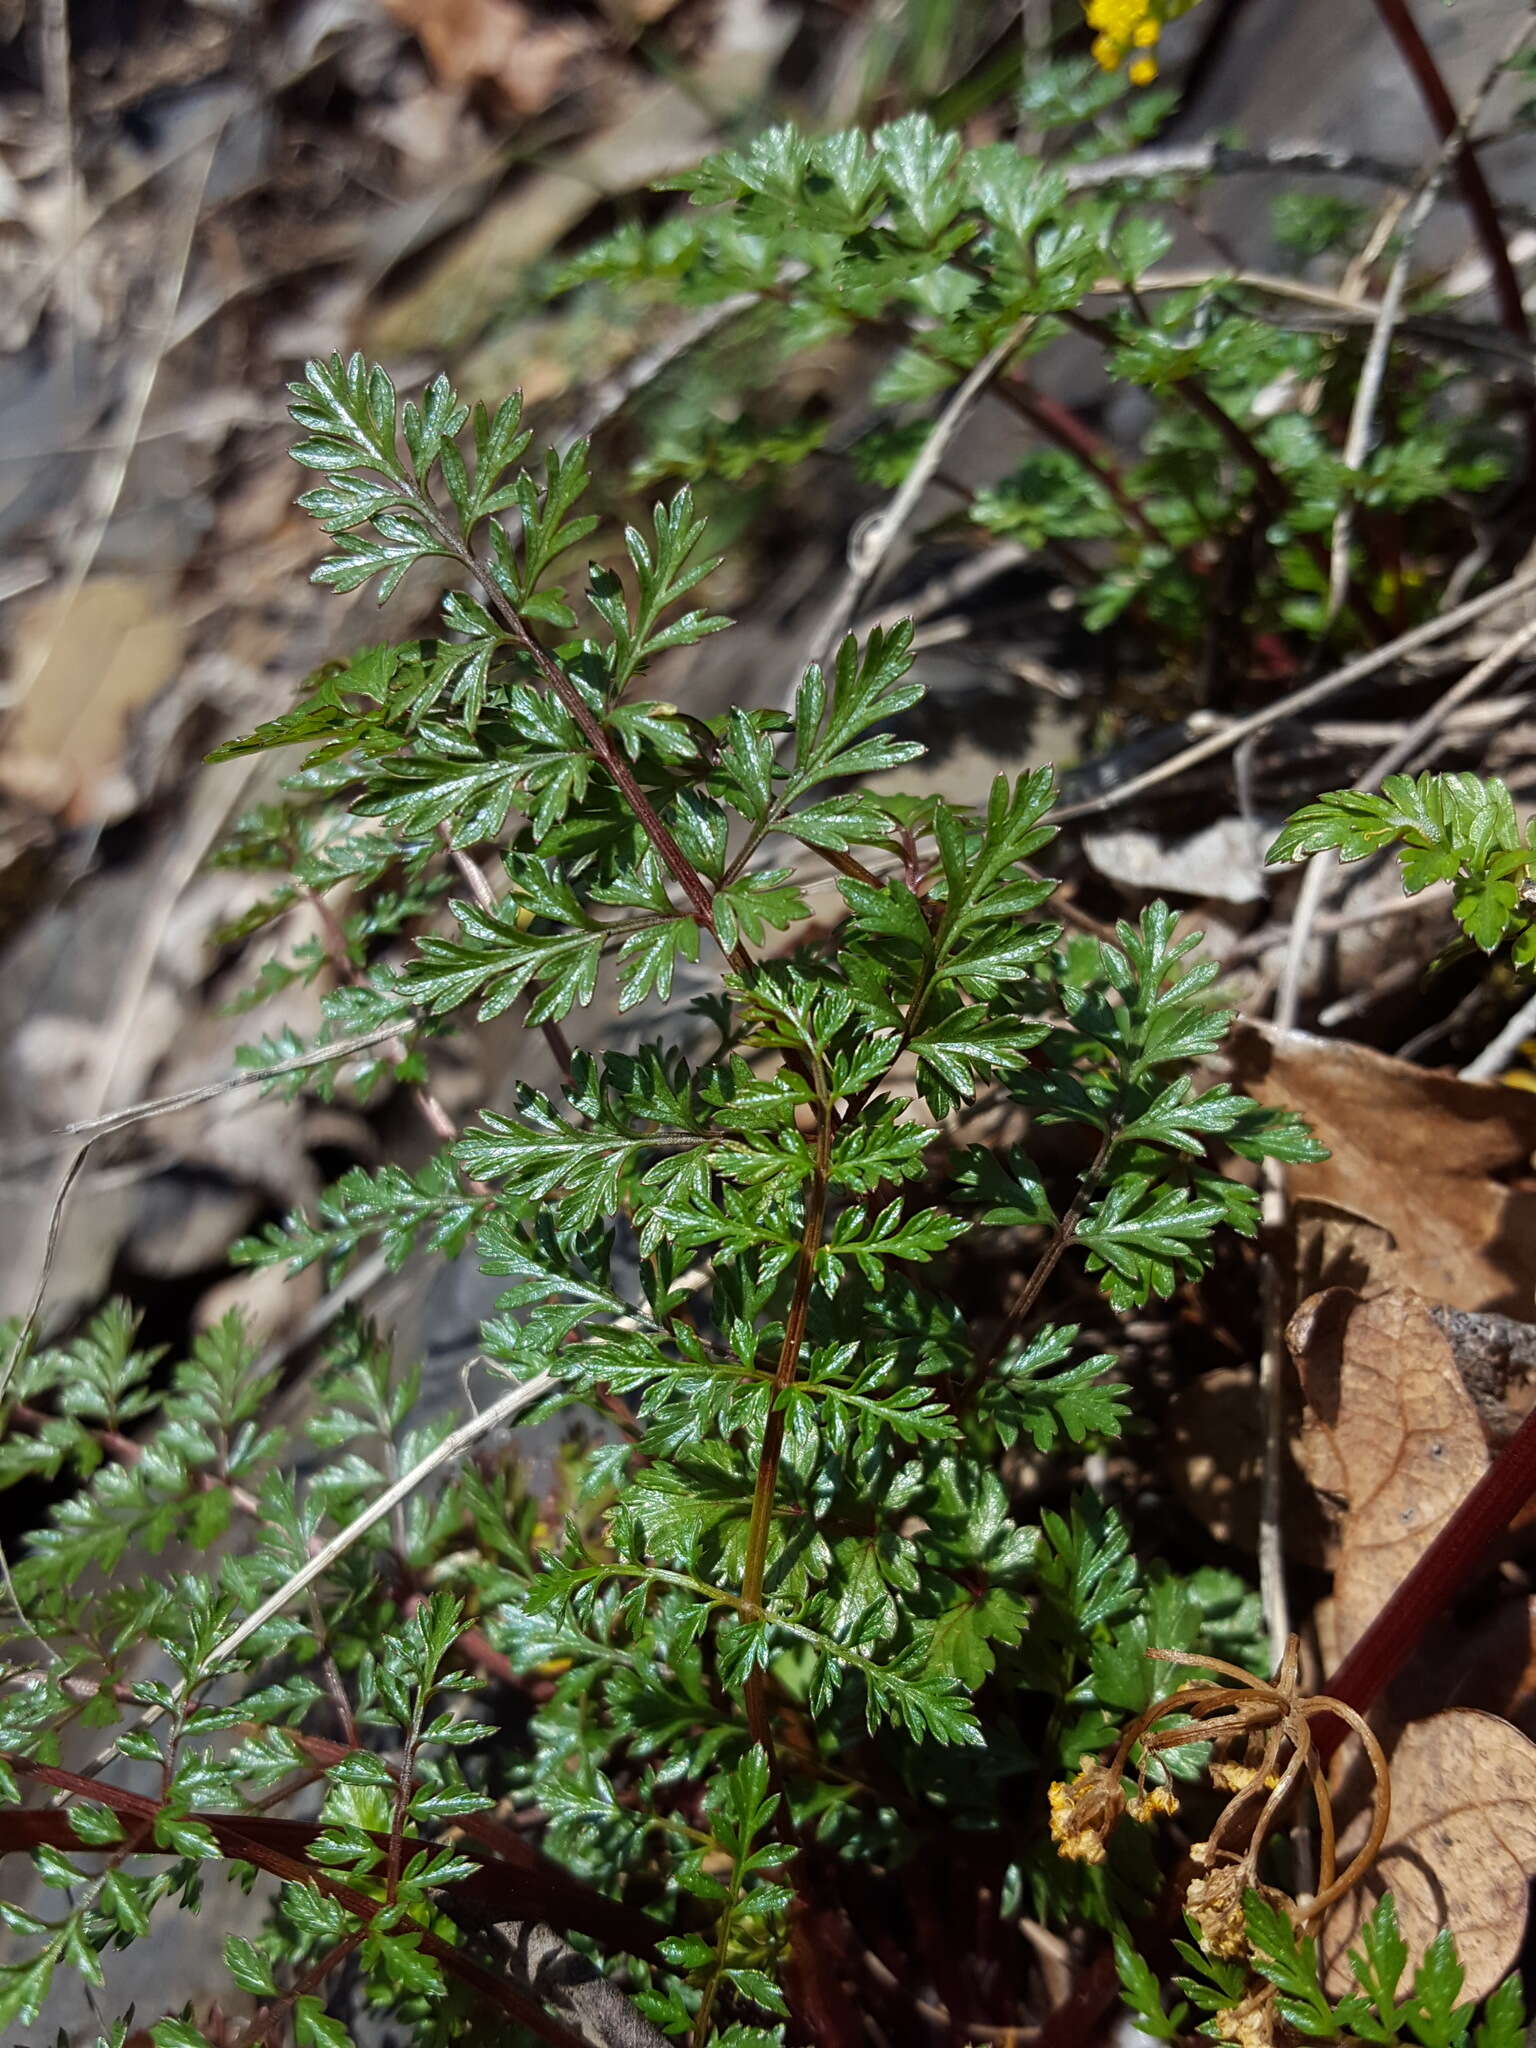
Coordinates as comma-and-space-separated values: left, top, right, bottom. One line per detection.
552, 107, 1507, 651
1, 80, 1524, 2028
1118, 1892, 1526, 2048
0, 347, 1334, 2044
1269, 771, 1536, 965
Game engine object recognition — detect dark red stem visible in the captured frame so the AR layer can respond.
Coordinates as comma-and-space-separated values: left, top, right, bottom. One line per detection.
1370, 0, 1531, 351
1315, 1397, 1536, 1760
996, 375, 1170, 551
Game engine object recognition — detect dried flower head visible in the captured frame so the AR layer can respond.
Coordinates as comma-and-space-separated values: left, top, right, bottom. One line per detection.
1209, 1760, 1278, 1794
1049, 1635, 1393, 1975
1215, 1992, 1276, 2048
1186, 1864, 1253, 1957
1128, 1782, 1179, 1823
1047, 1761, 1126, 1864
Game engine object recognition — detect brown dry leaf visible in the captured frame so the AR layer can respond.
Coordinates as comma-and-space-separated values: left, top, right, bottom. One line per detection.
1286, 1288, 1487, 1659
1323, 1709, 1536, 2000
367, 1, 796, 356
1390, 1597, 1536, 1739
366, 78, 714, 356
1231, 1019, 1536, 1313
8, 573, 188, 824
378, 0, 594, 114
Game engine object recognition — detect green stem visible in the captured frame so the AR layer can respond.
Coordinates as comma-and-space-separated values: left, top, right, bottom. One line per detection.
971, 1123, 1118, 1388
690, 1823, 756, 2048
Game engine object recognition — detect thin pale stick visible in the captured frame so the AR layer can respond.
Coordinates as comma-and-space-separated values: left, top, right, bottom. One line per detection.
76, 1363, 557, 1776
12, 131, 218, 709
1461, 982, 1536, 1080
1053, 565, 1536, 824
800, 323, 1030, 675
6, 1021, 408, 1164
1325, 12, 1536, 626
1272, 608, 1536, 1029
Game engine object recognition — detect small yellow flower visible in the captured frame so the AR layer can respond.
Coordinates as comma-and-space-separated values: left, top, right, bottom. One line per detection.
1128, 1783, 1179, 1823
1209, 1761, 1281, 1792
1083, 0, 1199, 79
1048, 1762, 1125, 1864
1209, 1760, 1258, 1793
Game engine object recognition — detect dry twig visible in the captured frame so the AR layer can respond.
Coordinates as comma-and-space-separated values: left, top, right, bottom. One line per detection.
1325, 11, 1536, 627
1054, 565, 1536, 823
800, 323, 1031, 677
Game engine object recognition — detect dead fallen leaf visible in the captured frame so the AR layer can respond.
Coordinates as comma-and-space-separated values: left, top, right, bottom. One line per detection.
366, 79, 713, 356
1286, 1288, 1488, 1659
1291, 1202, 1400, 1309
367, 0, 798, 357
1323, 1709, 1536, 2001
1231, 1020, 1536, 1314
8, 573, 188, 824
1390, 1597, 1536, 1740
377, 0, 594, 114
1083, 815, 1278, 905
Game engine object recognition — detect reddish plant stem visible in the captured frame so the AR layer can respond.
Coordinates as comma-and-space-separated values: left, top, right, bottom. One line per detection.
1370, 0, 1532, 354
8, 1758, 594, 2048
9, 1401, 265, 1517
463, 559, 751, 974
282, 1728, 661, 1953
8, 1404, 526, 1716
238, 1934, 364, 2048
403, 482, 744, 972
1060, 307, 1384, 641
996, 370, 1297, 679
740, 1113, 833, 1754
1315, 1396, 1536, 1762
996, 374, 1171, 551
10, 1749, 657, 1976
970, 1126, 1117, 1390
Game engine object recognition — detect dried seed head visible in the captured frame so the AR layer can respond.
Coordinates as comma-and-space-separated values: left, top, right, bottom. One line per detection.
1209, 1760, 1279, 1793
1185, 1864, 1250, 1957
1048, 1762, 1126, 1864
1214, 1993, 1276, 2048
1128, 1782, 1179, 1823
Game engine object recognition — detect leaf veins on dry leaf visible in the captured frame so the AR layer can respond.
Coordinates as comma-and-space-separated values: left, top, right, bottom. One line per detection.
1324, 1709, 1536, 2002
1231, 1019, 1536, 1313
1287, 1290, 1536, 2002
1286, 1287, 1488, 1660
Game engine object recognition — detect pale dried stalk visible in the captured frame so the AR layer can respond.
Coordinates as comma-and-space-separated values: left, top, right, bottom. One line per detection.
1054, 565, 1536, 823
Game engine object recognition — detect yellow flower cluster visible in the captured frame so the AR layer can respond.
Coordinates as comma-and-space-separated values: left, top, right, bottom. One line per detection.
1046, 1763, 1124, 1864
1084, 0, 1163, 84
1046, 1765, 1178, 1865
